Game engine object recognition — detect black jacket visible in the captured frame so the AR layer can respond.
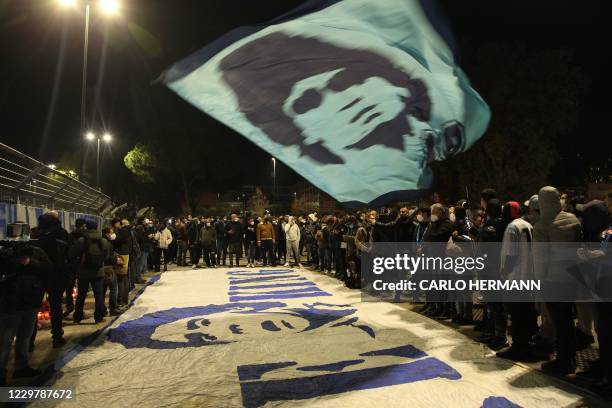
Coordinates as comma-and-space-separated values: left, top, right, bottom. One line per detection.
31, 222, 70, 287
0, 246, 52, 312
225, 220, 244, 244
215, 220, 227, 240
423, 219, 453, 243
245, 224, 257, 243
134, 224, 152, 253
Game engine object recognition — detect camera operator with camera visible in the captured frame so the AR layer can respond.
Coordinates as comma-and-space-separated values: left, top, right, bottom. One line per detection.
0, 223, 53, 386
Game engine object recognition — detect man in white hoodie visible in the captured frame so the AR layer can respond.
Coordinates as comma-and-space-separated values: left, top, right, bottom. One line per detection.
533, 186, 582, 375
284, 216, 302, 268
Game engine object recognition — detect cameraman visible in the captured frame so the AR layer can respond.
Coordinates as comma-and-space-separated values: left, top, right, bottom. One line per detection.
0, 239, 52, 385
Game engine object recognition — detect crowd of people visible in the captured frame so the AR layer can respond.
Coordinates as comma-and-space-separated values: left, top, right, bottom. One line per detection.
1, 186, 611, 394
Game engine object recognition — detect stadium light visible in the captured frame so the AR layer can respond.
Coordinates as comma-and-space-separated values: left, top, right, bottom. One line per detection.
102, 133, 112, 143
85, 132, 95, 141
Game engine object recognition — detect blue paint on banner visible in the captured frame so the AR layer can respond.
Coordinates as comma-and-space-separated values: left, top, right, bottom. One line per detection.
240, 357, 461, 407
238, 362, 298, 381
229, 275, 305, 285
229, 291, 331, 302
359, 344, 427, 359
229, 282, 317, 291
261, 320, 281, 331
482, 396, 522, 408
297, 359, 365, 372
229, 287, 327, 296
227, 270, 294, 276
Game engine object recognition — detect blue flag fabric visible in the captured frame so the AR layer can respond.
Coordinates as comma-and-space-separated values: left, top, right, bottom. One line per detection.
162, 0, 490, 206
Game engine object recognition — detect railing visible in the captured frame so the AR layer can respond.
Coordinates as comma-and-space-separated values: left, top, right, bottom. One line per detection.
0, 142, 112, 215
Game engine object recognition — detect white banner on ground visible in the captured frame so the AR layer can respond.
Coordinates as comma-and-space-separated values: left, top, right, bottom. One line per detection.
34, 267, 604, 407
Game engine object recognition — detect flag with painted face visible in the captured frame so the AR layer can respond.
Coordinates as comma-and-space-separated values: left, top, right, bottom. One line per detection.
162, 0, 490, 206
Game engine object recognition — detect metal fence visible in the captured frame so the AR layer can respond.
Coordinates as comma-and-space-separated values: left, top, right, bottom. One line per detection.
0, 142, 112, 215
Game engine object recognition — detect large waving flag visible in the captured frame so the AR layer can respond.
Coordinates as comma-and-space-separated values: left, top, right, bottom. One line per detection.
162, 0, 490, 206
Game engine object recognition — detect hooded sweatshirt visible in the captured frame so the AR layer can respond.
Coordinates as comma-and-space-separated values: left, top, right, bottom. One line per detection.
533, 186, 581, 280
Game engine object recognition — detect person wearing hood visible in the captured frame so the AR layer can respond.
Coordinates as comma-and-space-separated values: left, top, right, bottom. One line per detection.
534, 186, 582, 375
496, 198, 538, 362
284, 216, 302, 268
70, 221, 117, 323
30, 212, 70, 348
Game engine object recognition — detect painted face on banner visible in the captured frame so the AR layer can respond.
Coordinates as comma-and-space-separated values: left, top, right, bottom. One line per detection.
150, 307, 370, 347
220, 32, 466, 169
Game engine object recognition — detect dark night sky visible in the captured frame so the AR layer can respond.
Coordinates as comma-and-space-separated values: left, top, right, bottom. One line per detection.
1, 0, 610, 198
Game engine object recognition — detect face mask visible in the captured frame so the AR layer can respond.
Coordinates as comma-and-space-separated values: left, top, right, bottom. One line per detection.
449, 213, 456, 223
417, 214, 424, 223
109, 233, 117, 241
431, 214, 439, 222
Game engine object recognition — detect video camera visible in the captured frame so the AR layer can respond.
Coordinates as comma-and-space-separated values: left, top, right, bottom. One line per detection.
0, 222, 38, 255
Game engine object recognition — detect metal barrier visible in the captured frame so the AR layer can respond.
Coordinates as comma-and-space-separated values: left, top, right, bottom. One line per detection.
0, 142, 112, 214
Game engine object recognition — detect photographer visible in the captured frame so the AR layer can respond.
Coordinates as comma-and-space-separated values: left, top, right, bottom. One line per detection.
0, 234, 52, 386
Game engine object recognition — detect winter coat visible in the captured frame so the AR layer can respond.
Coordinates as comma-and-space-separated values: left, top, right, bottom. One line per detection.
113, 226, 133, 255
155, 227, 173, 249
225, 220, 244, 244
257, 223, 276, 243
284, 222, 301, 242
31, 220, 70, 287
134, 224, 152, 253
0, 246, 52, 312
533, 186, 582, 281
245, 225, 257, 243
215, 221, 227, 240
199, 226, 217, 248
316, 228, 330, 249
70, 230, 114, 280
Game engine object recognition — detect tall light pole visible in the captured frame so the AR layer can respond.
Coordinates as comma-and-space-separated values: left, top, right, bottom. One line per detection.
86, 131, 112, 189
58, 0, 120, 175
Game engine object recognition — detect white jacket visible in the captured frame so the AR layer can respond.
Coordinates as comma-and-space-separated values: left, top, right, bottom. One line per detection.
284, 221, 301, 242
155, 227, 173, 249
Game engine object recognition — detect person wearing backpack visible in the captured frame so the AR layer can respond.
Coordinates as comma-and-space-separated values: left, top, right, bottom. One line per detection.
30, 212, 70, 348
70, 221, 116, 323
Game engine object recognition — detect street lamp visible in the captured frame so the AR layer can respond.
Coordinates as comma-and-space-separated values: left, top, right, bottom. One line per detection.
99, 0, 119, 14
58, 0, 120, 175
85, 132, 112, 189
